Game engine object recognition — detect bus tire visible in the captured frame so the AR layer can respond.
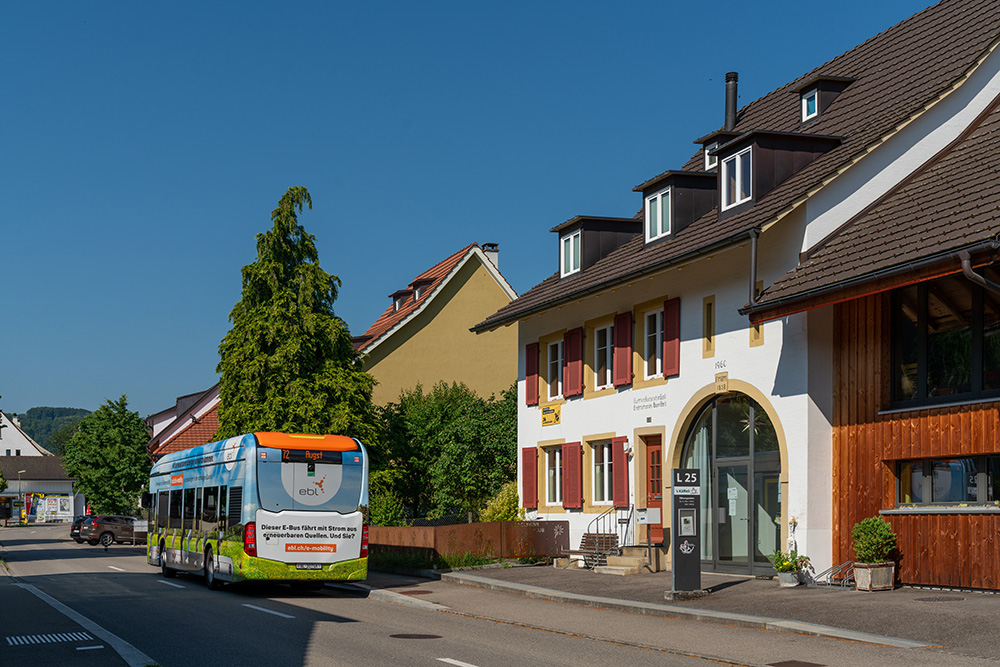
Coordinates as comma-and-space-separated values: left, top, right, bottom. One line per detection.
160, 542, 176, 578
204, 548, 221, 590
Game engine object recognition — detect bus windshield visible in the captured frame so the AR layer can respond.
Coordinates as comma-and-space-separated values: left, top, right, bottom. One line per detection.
256, 448, 364, 514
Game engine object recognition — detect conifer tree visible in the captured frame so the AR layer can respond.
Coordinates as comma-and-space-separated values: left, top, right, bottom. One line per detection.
215, 187, 378, 442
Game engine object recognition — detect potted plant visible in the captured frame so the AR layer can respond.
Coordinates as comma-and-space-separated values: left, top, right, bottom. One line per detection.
851, 516, 897, 591
769, 549, 810, 587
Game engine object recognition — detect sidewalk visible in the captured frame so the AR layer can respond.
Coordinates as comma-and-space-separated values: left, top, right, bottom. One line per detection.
364, 564, 1000, 659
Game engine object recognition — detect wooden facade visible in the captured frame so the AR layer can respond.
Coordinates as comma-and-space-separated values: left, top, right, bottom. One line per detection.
833, 293, 1000, 589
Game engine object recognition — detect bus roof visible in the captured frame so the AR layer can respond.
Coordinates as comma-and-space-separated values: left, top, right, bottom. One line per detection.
254, 432, 360, 452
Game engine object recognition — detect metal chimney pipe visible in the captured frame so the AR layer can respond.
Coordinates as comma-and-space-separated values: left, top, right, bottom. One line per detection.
725, 72, 739, 131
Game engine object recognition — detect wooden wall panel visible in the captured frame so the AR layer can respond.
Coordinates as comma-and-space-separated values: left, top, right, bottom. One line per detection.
832, 294, 1000, 589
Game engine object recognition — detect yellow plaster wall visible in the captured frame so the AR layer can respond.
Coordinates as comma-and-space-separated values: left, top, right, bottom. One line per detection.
362, 259, 517, 405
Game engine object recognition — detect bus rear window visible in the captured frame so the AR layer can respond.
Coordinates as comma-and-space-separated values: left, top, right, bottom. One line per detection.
257, 454, 363, 514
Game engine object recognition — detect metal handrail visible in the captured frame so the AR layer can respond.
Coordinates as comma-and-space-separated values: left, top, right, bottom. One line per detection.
581, 505, 634, 568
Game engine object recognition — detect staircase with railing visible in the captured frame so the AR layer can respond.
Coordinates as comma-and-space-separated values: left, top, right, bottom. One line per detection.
562, 505, 634, 569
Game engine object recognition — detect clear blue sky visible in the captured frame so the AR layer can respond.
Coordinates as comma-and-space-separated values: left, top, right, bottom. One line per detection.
3, 1, 931, 418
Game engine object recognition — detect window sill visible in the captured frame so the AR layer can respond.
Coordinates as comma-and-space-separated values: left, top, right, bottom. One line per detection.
881, 506, 1000, 515
879, 395, 1000, 415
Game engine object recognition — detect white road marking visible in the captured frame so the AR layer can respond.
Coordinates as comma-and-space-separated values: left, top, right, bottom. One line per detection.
242, 604, 295, 619
76, 645, 105, 651
108, 566, 125, 572
157, 580, 185, 589
437, 660, 480, 667
13, 583, 156, 667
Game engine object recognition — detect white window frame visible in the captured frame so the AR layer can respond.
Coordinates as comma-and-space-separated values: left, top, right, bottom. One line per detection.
644, 309, 663, 380
560, 230, 581, 277
721, 146, 752, 210
594, 324, 614, 391
546, 447, 563, 505
704, 141, 719, 169
592, 441, 613, 504
644, 187, 671, 243
548, 341, 564, 400
801, 88, 819, 122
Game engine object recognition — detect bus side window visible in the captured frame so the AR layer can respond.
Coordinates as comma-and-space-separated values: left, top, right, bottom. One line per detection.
218, 486, 227, 531
157, 492, 168, 531
194, 488, 203, 532
203, 487, 218, 524
183, 488, 195, 530
169, 490, 182, 530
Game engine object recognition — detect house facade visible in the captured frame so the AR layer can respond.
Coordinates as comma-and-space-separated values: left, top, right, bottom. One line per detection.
146, 385, 220, 462
476, 0, 1000, 586
353, 243, 518, 405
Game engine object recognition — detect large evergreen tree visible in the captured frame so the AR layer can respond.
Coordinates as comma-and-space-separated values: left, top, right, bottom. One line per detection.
215, 186, 378, 442
62, 395, 150, 514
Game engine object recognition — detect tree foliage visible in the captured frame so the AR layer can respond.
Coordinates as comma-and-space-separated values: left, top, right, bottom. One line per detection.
378, 382, 517, 520
216, 186, 378, 443
62, 396, 150, 514
48, 420, 83, 455
479, 481, 524, 522
0, 470, 7, 494
17, 407, 91, 450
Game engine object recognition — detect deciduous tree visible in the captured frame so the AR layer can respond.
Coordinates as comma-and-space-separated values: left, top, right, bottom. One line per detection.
216, 187, 378, 443
62, 396, 150, 514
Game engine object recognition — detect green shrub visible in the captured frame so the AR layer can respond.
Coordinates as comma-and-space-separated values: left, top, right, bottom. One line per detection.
851, 516, 897, 563
369, 469, 409, 527
479, 481, 524, 523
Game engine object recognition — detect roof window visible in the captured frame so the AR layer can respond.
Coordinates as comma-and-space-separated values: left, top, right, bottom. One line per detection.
721, 147, 752, 210
704, 142, 719, 170
801, 89, 819, 122
645, 187, 671, 242
560, 229, 581, 277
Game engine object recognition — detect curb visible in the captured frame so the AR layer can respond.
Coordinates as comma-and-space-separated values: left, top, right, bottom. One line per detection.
439, 571, 934, 649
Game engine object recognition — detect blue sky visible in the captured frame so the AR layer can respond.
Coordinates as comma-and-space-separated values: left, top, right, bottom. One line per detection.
3, 1, 931, 418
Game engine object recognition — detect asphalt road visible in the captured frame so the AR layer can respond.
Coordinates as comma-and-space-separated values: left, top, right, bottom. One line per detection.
2, 525, 995, 667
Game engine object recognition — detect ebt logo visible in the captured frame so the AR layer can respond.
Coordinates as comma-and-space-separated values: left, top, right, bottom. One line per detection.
299, 476, 327, 496
223, 436, 243, 471
280, 461, 343, 506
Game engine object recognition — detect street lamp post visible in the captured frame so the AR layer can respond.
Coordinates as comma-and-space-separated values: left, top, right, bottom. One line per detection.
17, 469, 26, 524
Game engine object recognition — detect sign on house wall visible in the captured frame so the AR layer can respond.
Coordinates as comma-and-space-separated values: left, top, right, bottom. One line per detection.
542, 405, 561, 426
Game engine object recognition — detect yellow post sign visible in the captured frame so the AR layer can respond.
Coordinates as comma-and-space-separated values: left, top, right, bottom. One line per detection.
542, 405, 561, 426
715, 372, 729, 393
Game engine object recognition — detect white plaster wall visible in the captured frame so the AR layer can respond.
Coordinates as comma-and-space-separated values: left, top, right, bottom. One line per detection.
803, 44, 1000, 252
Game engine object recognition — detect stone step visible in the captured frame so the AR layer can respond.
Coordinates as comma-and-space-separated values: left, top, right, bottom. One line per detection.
594, 564, 641, 576
605, 554, 645, 569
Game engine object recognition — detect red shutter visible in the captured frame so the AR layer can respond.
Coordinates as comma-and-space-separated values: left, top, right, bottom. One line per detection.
663, 297, 680, 377
562, 442, 583, 509
525, 342, 539, 406
612, 312, 633, 387
563, 328, 584, 397
521, 448, 538, 509
612, 436, 629, 509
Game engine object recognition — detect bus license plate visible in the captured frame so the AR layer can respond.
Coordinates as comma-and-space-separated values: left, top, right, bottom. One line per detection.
296, 563, 322, 570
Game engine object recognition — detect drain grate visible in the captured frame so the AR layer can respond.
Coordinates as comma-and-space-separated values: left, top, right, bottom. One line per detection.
915, 596, 965, 602
390, 634, 442, 640
7, 632, 94, 646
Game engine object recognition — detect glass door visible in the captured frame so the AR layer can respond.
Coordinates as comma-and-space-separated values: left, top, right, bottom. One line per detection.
715, 463, 750, 567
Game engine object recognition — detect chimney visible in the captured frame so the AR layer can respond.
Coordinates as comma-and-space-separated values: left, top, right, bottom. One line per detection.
481, 242, 500, 269
725, 72, 739, 131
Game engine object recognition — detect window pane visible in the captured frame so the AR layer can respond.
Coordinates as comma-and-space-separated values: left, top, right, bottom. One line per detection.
660, 190, 670, 236
927, 276, 973, 397
715, 394, 751, 458
724, 156, 736, 207
989, 458, 1000, 502
646, 312, 660, 377
899, 460, 924, 503
572, 233, 580, 270
648, 197, 659, 238
562, 236, 571, 274
894, 286, 919, 401
805, 92, 817, 116
739, 150, 752, 201
931, 458, 978, 503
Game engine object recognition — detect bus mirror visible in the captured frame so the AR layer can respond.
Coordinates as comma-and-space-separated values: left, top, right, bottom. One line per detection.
140, 492, 152, 509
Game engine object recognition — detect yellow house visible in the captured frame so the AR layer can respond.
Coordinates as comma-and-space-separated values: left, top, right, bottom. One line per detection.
352, 243, 518, 405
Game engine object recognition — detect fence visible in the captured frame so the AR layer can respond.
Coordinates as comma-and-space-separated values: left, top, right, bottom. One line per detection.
369, 520, 569, 560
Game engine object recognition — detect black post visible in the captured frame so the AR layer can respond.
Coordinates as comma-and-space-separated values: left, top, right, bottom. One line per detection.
671, 468, 702, 592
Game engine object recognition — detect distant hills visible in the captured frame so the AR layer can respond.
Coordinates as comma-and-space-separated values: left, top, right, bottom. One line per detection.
16, 407, 92, 453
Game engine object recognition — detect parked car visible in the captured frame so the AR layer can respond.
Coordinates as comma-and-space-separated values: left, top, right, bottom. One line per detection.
69, 516, 87, 543
79, 515, 145, 546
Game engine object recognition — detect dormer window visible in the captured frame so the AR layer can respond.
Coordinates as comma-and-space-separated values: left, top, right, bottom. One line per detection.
560, 229, 581, 277
645, 187, 671, 242
704, 142, 719, 170
721, 147, 752, 210
413, 286, 423, 300
393, 296, 406, 311
391, 289, 411, 311
801, 88, 819, 122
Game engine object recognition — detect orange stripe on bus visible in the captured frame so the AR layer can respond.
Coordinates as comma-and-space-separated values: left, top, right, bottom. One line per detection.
254, 433, 360, 452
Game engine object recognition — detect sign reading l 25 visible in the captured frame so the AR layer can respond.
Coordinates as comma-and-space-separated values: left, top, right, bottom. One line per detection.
672, 469, 701, 495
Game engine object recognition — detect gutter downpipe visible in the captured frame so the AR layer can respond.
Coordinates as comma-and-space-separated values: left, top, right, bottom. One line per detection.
959, 248, 1000, 296
748, 228, 760, 307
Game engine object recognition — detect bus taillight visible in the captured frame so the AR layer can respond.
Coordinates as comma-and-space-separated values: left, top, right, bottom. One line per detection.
361, 525, 369, 558
244, 521, 257, 557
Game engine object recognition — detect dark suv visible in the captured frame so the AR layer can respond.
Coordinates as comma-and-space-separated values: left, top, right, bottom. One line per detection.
79, 515, 145, 546
69, 516, 87, 543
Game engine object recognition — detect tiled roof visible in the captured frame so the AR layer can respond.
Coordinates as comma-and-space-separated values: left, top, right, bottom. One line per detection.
149, 403, 220, 460
475, 0, 1000, 331
751, 98, 1000, 312
353, 243, 479, 353
0, 456, 73, 481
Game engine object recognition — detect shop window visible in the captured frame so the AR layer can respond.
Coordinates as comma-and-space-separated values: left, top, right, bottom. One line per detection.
897, 456, 999, 506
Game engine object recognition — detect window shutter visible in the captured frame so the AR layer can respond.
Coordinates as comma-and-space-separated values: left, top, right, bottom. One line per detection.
612, 436, 629, 509
663, 297, 681, 377
521, 448, 538, 509
563, 328, 584, 397
613, 312, 633, 387
562, 442, 583, 509
525, 342, 539, 406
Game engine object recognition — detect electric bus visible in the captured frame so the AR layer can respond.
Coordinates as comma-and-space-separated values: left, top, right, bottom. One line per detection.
145, 432, 368, 588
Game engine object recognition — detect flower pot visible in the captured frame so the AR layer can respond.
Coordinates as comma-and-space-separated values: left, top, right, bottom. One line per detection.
777, 571, 800, 587
854, 562, 895, 591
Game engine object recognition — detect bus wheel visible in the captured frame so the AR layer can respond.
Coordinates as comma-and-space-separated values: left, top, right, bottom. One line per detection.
160, 542, 176, 578
204, 548, 221, 590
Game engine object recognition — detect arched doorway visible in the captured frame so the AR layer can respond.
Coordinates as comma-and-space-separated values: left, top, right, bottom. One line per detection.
680, 392, 782, 575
